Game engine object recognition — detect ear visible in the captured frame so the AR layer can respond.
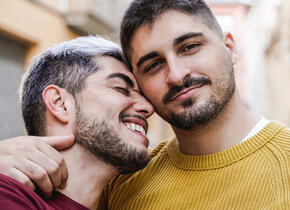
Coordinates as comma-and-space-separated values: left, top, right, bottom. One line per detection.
42, 85, 72, 124
223, 32, 239, 64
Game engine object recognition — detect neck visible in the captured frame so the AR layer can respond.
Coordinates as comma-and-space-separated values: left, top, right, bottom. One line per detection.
57, 144, 118, 210
173, 92, 260, 155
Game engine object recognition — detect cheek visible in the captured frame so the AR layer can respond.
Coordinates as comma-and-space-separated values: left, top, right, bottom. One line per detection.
81, 95, 120, 119
190, 48, 226, 80
138, 76, 166, 104
103, 99, 126, 118
206, 46, 228, 68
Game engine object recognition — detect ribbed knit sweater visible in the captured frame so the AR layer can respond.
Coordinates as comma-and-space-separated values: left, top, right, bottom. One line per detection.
99, 121, 290, 209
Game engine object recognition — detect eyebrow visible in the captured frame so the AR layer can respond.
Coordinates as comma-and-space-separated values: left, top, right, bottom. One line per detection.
136, 32, 204, 69
173, 32, 204, 46
136, 51, 159, 69
106, 73, 134, 88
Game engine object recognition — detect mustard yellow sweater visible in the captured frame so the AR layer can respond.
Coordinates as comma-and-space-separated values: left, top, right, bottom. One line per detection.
99, 121, 290, 209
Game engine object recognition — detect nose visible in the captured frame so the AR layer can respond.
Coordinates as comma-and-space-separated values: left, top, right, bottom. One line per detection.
133, 94, 154, 119
166, 56, 191, 86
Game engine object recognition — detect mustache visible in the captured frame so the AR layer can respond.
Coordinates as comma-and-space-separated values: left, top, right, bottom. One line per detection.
162, 76, 211, 104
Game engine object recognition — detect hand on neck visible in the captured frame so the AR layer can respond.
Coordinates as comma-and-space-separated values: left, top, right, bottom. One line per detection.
174, 93, 260, 155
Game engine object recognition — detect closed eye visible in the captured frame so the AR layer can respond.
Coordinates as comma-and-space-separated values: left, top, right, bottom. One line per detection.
115, 87, 130, 96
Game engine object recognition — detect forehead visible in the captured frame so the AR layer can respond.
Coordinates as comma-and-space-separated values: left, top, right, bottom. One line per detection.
131, 10, 215, 56
86, 56, 139, 88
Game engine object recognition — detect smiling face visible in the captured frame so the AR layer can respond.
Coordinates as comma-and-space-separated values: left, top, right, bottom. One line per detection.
130, 10, 237, 130
73, 56, 154, 173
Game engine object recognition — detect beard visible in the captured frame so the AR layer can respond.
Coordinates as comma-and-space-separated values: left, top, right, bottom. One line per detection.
73, 103, 150, 174
157, 56, 235, 131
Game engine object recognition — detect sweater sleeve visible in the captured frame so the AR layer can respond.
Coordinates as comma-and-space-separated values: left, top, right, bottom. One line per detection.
0, 174, 37, 210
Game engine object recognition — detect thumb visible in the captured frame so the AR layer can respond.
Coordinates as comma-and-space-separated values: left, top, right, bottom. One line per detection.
40, 135, 75, 150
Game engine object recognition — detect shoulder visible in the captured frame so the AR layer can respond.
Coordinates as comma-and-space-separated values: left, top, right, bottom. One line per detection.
47, 191, 89, 210
0, 173, 29, 195
268, 121, 290, 153
0, 174, 37, 209
149, 140, 170, 158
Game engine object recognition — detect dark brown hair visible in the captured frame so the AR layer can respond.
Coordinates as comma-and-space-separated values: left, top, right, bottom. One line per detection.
120, 0, 223, 68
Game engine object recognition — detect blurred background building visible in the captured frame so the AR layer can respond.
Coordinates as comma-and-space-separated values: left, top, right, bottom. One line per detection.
0, 0, 289, 146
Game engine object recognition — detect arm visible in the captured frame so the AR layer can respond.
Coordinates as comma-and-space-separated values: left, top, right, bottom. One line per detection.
0, 135, 74, 198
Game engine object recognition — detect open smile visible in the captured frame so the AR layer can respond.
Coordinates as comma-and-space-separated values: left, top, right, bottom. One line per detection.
122, 119, 149, 147
124, 122, 146, 135
121, 115, 148, 138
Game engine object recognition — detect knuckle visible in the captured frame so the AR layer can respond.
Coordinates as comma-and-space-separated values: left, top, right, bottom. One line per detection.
47, 162, 60, 177
34, 170, 48, 181
55, 156, 65, 166
35, 140, 44, 148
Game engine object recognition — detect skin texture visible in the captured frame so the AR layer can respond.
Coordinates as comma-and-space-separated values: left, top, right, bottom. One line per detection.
73, 57, 152, 150
130, 10, 258, 155
130, 11, 236, 128
43, 56, 154, 209
0, 11, 259, 198
0, 56, 154, 205
0, 135, 74, 198
73, 57, 152, 174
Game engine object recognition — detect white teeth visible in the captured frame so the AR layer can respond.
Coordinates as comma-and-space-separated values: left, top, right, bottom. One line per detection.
131, 123, 136, 131
136, 125, 145, 135
125, 123, 146, 135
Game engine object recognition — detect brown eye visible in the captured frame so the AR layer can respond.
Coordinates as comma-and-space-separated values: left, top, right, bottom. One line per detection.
180, 43, 201, 54
144, 59, 164, 73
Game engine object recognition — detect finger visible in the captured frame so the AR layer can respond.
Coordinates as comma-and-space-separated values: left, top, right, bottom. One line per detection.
36, 141, 68, 188
25, 150, 62, 190
2, 168, 35, 191
40, 135, 75, 150
59, 159, 68, 189
16, 160, 53, 199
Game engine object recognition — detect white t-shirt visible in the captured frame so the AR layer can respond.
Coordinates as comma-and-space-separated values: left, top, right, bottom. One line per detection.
240, 117, 270, 144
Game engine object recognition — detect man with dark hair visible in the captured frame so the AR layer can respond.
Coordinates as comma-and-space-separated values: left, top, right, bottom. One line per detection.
0, 0, 289, 209
102, 0, 288, 208
120, 0, 224, 66
0, 36, 154, 209
104, 1, 289, 209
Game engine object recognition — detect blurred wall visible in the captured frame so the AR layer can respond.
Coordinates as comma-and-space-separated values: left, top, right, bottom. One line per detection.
264, 0, 290, 125
0, 35, 26, 139
0, 0, 79, 63
0, 0, 80, 139
245, 0, 290, 126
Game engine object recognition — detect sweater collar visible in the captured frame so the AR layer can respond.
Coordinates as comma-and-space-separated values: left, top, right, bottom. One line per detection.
167, 121, 284, 170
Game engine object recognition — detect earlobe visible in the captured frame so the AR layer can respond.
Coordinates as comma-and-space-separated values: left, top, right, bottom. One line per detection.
223, 32, 239, 64
42, 85, 70, 124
